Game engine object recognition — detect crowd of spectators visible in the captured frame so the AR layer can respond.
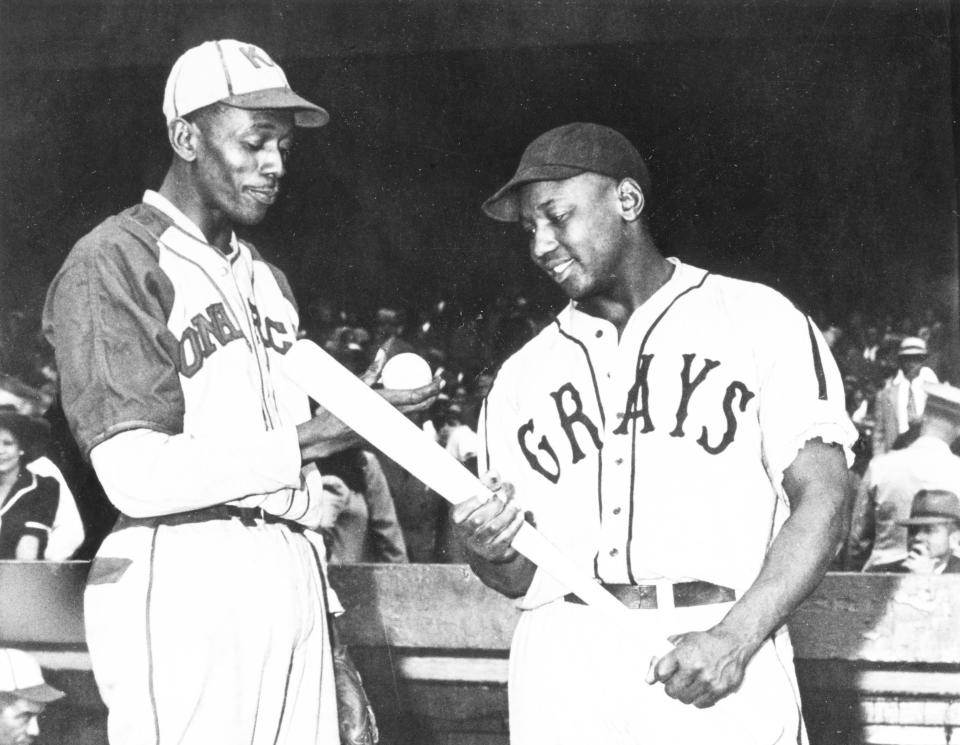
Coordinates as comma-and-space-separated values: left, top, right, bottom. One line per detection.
2, 295, 959, 569
813, 306, 959, 474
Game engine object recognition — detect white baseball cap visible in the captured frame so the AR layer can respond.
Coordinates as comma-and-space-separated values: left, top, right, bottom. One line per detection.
0, 649, 64, 703
898, 336, 928, 357
162, 39, 329, 127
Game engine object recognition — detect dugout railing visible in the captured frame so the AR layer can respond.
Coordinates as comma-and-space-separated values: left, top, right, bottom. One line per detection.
1, 562, 957, 745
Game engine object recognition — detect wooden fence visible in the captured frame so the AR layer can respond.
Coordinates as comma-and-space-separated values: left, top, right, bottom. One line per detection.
1, 562, 958, 744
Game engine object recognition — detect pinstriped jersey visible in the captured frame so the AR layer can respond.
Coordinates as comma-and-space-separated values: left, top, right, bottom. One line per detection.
479, 258, 856, 609
44, 194, 319, 521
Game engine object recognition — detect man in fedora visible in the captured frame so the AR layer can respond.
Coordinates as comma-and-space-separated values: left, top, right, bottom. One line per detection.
873, 336, 939, 455
847, 382, 960, 570
868, 489, 960, 574
0, 648, 64, 745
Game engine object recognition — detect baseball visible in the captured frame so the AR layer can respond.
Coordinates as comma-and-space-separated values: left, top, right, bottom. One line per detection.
380, 352, 433, 390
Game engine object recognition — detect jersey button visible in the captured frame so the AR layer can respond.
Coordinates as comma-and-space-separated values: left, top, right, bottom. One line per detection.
595, 329, 603, 338
612, 507, 622, 515
614, 457, 624, 465
609, 548, 619, 557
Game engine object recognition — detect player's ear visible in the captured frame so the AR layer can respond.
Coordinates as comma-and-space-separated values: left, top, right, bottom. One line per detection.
616, 178, 645, 222
168, 118, 200, 163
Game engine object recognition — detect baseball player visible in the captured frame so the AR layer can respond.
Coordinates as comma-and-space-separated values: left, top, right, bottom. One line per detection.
43, 40, 438, 744
452, 123, 856, 744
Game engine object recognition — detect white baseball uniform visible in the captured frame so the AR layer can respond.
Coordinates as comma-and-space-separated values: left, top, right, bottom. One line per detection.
479, 257, 856, 745
43, 191, 338, 745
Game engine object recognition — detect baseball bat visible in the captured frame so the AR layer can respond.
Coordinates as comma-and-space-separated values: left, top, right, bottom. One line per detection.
282, 339, 625, 613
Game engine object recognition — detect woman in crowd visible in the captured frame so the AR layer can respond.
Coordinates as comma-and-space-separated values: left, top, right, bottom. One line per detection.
0, 410, 59, 559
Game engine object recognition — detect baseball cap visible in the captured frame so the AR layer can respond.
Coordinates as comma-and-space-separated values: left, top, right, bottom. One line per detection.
898, 336, 928, 357
482, 122, 652, 222
163, 40, 328, 127
0, 649, 64, 703
897, 489, 960, 527
923, 382, 960, 425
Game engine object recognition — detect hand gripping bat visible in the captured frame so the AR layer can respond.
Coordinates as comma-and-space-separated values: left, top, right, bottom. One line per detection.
282, 339, 624, 612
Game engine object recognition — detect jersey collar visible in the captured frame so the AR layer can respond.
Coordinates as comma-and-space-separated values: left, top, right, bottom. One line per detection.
562, 257, 705, 336
142, 190, 240, 259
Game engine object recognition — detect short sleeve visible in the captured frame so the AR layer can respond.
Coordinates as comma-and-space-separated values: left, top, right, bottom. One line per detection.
756, 306, 857, 485
43, 217, 184, 457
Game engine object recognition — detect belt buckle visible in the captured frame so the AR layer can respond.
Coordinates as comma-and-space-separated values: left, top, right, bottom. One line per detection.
231, 506, 260, 527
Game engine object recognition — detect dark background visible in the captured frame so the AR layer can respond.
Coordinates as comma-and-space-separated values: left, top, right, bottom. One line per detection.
1, 0, 958, 326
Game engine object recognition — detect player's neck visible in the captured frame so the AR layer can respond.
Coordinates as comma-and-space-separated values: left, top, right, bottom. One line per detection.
579, 254, 675, 336
158, 173, 234, 254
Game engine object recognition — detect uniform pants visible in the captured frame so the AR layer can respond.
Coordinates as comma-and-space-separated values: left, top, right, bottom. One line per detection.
508, 599, 805, 745
85, 518, 338, 745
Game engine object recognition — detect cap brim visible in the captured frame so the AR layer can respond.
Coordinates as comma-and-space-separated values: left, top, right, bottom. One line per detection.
897, 516, 960, 526
14, 683, 65, 703
481, 164, 587, 222
224, 88, 329, 127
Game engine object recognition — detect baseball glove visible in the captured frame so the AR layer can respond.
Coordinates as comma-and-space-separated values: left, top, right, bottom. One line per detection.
333, 644, 379, 745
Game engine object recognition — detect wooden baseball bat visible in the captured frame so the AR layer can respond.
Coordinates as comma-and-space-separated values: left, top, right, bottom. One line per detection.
282, 339, 625, 613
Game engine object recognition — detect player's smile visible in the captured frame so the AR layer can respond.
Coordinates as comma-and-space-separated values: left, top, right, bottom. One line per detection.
246, 184, 279, 205
194, 107, 295, 229
546, 257, 575, 282
520, 173, 630, 303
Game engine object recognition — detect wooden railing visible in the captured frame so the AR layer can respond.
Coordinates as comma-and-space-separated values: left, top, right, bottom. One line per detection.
1, 562, 958, 745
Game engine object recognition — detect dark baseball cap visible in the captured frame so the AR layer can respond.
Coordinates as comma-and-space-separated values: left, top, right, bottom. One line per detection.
482, 122, 652, 222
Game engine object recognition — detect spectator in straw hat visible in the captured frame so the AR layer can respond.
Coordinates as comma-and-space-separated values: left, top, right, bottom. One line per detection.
0, 648, 64, 745
872, 336, 939, 455
867, 489, 960, 574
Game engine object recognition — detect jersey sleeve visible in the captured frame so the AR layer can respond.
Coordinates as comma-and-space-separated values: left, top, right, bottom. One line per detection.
43, 217, 184, 458
90, 427, 303, 518
754, 302, 857, 488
